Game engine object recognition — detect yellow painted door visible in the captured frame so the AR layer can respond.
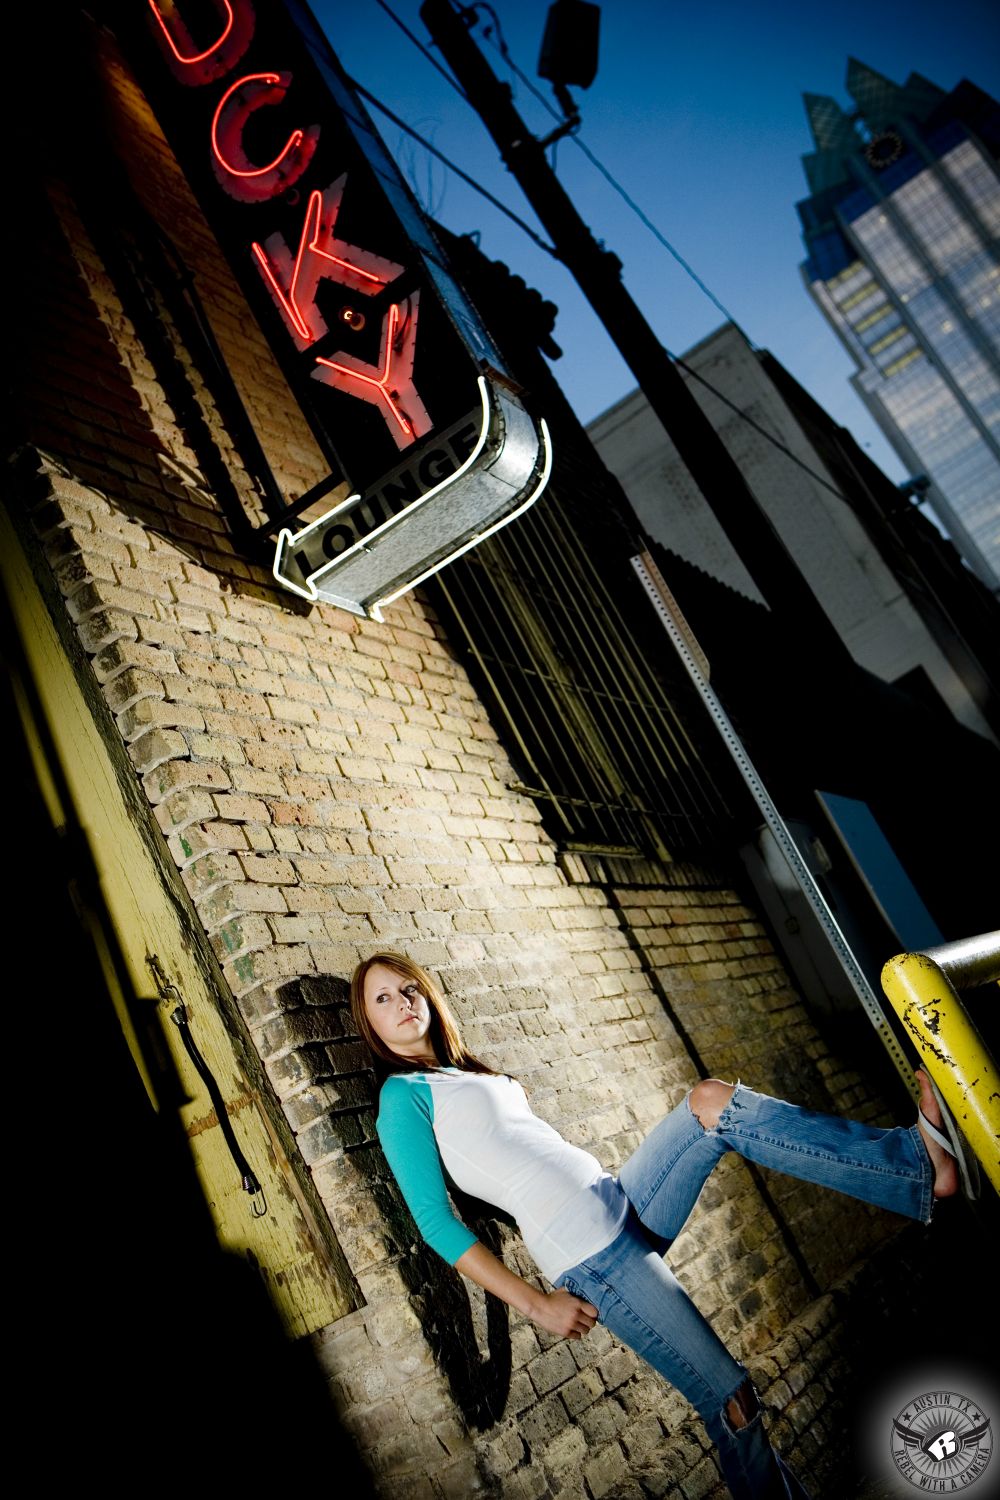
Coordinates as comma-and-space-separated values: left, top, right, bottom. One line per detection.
2, 501, 357, 1339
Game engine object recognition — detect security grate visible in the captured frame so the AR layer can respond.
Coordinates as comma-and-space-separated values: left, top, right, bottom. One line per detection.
427, 483, 739, 863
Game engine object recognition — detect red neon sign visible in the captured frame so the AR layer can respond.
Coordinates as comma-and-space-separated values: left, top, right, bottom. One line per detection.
147, 0, 254, 85
137, 0, 458, 460
128, 0, 551, 611
251, 176, 404, 348
210, 70, 319, 201
313, 296, 431, 449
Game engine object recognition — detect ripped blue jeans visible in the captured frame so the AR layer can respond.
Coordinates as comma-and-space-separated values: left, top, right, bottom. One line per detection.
556, 1082, 932, 1498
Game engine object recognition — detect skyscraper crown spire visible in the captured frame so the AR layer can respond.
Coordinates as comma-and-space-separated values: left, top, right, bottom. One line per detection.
844, 57, 945, 134
845, 58, 899, 132
803, 92, 857, 152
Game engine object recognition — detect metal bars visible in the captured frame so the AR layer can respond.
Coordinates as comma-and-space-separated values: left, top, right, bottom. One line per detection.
428, 486, 735, 859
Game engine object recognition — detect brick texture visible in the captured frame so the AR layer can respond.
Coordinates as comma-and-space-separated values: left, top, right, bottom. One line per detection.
11, 23, 941, 1499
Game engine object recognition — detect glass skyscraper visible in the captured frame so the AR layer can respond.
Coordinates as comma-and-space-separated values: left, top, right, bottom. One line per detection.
797, 60, 1000, 588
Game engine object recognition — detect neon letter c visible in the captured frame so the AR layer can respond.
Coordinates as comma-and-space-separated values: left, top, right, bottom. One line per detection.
210, 71, 319, 203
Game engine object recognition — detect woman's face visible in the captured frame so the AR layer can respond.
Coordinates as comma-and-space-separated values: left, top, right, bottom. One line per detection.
363, 962, 436, 1060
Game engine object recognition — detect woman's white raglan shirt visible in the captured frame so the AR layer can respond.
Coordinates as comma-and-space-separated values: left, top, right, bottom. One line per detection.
376, 1067, 628, 1284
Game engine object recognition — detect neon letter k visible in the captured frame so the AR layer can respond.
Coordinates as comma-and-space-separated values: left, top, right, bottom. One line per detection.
252, 174, 404, 348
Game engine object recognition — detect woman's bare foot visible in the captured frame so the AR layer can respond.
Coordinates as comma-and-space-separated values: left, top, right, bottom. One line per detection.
915, 1069, 958, 1199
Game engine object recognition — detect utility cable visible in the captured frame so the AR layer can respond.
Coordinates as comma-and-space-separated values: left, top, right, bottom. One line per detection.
569, 136, 752, 341
373, 3, 748, 332
476, 11, 752, 340
360, 4, 858, 507
373, 0, 470, 99
350, 79, 560, 258
668, 356, 857, 507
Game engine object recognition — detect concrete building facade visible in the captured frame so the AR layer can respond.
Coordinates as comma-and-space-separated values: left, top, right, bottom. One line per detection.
587, 322, 997, 745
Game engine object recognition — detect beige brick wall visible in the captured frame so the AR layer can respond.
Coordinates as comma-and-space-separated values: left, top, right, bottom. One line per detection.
14, 33, 916, 1495
22, 436, 903, 1498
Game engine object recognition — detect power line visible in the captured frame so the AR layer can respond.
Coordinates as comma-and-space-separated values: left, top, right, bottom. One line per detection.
358, 4, 858, 509
375, 2, 749, 336
451, 8, 861, 503
477, 15, 752, 341
569, 136, 753, 342
669, 356, 855, 506
372, 0, 469, 100
350, 79, 560, 259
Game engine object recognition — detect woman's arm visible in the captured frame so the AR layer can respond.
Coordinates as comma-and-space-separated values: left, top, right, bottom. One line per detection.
378, 1077, 480, 1264
455, 1241, 598, 1340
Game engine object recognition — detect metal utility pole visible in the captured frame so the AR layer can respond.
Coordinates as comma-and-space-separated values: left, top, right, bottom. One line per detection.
421, 0, 854, 671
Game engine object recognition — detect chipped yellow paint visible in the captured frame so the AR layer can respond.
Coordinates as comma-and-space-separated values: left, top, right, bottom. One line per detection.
882, 948, 1000, 1194
2, 505, 356, 1337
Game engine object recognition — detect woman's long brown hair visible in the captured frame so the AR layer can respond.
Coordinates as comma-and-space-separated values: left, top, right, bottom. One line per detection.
349, 951, 498, 1079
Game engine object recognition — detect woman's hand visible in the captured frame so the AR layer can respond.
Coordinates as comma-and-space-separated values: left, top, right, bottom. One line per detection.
530, 1287, 599, 1340
453, 1242, 598, 1340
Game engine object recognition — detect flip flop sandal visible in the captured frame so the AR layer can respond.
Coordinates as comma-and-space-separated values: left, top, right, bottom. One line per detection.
918, 1074, 981, 1201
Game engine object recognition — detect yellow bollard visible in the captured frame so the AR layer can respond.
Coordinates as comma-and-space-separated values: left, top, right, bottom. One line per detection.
881, 950, 1000, 1195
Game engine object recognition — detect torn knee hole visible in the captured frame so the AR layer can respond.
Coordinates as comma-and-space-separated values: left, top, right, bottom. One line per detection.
724, 1379, 760, 1431
689, 1079, 736, 1132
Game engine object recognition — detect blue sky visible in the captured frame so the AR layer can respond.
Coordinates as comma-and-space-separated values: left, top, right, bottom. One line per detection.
313, 0, 1000, 483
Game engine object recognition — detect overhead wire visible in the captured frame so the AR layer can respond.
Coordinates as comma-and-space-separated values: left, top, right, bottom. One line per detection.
569, 136, 753, 340
667, 358, 857, 505
372, 0, 469, 99
350, 80, 560, 258
361, 0, 866, 510
476, 10, 753, 342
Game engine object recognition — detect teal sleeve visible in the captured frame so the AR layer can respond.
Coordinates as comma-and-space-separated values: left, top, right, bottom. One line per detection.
376, 1077, 479, 1266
